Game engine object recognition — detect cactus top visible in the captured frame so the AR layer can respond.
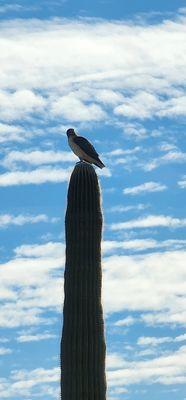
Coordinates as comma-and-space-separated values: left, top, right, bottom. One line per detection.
66, 162, 102, 218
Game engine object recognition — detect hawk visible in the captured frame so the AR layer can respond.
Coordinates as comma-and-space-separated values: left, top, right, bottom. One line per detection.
66, 128, 105, 169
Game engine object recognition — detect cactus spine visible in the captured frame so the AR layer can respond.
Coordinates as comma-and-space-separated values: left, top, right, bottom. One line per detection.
60, 162, 106, 400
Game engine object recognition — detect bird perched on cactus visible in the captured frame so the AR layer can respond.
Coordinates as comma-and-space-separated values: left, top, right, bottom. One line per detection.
66, 128, 105, 169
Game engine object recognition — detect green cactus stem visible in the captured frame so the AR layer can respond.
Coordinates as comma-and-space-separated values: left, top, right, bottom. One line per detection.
60, 162, 106, 400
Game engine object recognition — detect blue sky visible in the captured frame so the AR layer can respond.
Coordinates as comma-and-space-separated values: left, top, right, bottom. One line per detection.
0, 0, 186, 399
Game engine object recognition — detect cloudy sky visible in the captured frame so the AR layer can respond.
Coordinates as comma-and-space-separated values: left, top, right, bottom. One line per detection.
0, 0, 186, 399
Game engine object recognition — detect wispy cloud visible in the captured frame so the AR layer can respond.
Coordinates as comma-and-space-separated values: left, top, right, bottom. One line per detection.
97, 167, 112, 177
120, 122, 151, 139
0, 167, 71, 186
103, 239, 157, 252
0, 214, 52, 228
114, 316, 137, 327
106, 147, 140, 157
0, 164, 110, 185
2, 150, 76, 168
143, 150, 186, 171
14, 241, 65, 258
103, 238, 186, 253
0, 347, 12, 355
0, 366, 59, 398
0, 4, 39, 14
137, 334, 186, 346
110, 215, 186, 230
162, 150, 186, 162
107, 204, 148, 213
141, 311, 186, 326
0, 4, 23, 14
178, 175, 186, 189
17, 332, 57, 342
107, 346, 186, 387
123, 181, 167, 195
0, 123, 27, 143
0, 338, 9, 343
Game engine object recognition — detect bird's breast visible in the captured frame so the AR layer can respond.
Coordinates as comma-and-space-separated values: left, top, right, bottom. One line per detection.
68, 137, 85, 158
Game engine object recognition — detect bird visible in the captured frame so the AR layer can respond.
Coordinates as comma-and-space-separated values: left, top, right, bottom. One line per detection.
66, 128, 105, 169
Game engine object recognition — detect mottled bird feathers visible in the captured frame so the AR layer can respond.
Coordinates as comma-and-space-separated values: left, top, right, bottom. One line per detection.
74, 136, 99, 159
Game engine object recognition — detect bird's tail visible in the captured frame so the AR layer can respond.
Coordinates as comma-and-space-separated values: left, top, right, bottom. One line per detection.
94, 158, 105, 169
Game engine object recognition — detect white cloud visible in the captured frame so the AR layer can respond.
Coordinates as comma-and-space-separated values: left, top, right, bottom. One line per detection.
17, 332, 57, 342
141, 311, 186, 326
0, 242, 64, 327
178, 176, 186, 188
0, 167, 71, 186
103, 239, 186, 253
0, 89, 46, 121
159, 143, 177, 151
110, 214, 186, 230
0, 163, 110, 185
107, 353, 128, 370
175, 334, 186, 342
107, 147, 140, 157
114, 316, 136, 327
162, 150, 186, 162
102, 239, 157, 253
158, 95, 186, 117
1, 227, 186, 332
121, 122, 150, 139
107, 346, 186, 387
114, 92, 186, 120
0, 213, 50, 228
2, 150, 76, 168
1, 240, 186, 329
143, 150, 186, 171
123, 181, 167, 195
0, 123, 27, 143
107, 204, 148, 213
110, 154, 138, 167
135, 348, 156, 358
0, 4, 24, 14
14, 242, 65, 258
1, 235, 186, 329
97, 167, 112, 177
0, 367, 59, 398
114, 92, 161, 119
93, 89, 125, 105
0, 338, 9, 343
137, 334, 186, 346
103, 146, 141, 170
110, 387, 128, 395
0, 305, 49, 328
51, 94, 106, 122
0, 15, 185, 126
6, 347, 184, 397
0, 347, 12, 355
103, 250, 186, 325
137, 336, 172, 346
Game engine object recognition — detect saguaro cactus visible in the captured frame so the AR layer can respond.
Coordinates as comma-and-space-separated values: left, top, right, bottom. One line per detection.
60, 162, 106, 400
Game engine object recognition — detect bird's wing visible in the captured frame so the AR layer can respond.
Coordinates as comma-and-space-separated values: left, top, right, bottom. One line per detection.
74, 136, 99, 159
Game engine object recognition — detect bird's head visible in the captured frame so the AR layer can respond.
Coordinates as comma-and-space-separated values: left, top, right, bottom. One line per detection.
66, 128, 76, 138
